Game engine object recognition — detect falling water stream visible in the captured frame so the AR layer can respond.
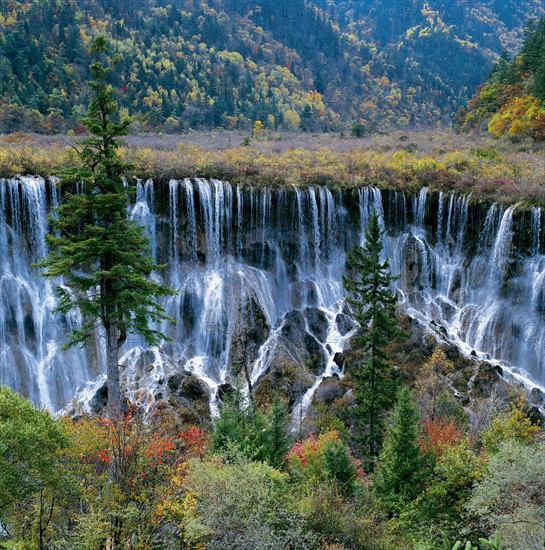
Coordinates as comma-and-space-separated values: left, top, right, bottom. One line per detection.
1, 177, 544, 416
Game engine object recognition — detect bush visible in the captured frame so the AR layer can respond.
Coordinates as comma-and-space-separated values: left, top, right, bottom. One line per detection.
181, 454, 317, 549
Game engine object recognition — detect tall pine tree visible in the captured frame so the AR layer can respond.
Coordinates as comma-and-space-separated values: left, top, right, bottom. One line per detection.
38, 36, 175, 417
343, 210, 401, 464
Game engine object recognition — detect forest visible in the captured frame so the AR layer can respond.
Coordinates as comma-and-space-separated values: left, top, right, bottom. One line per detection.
0, 0, 544, 134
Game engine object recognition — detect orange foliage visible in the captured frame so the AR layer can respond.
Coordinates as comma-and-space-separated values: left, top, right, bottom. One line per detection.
419, 416, 465, 459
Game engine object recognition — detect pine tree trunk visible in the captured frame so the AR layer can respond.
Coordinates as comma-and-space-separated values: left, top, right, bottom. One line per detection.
106, 322, 122, 418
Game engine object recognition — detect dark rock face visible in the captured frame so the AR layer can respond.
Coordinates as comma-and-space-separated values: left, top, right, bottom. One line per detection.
305, 307, 329, 342
530, 387, 545, 406
253, 304, 344, 407
336, 313, 355, 336
89, 383, 108, 414
254, 359, 314, 409
229, 294, 270, 377
167, 373, 183, 393
3, 178, 545, 421
472, 362, 503, 398
312, 377, 346, 406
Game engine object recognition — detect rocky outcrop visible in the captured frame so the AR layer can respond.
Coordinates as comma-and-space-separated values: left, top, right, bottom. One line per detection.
166, 372, 210, 426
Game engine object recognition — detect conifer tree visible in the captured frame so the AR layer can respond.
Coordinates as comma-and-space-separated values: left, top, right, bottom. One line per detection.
373, 386, 426, 513
343, 210, 401, 463
214, 391, 289, 466
38, 36, 175, 417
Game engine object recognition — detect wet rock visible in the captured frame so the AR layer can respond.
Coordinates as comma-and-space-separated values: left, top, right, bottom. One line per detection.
304, 333, 326, 374
451, 367, 472, 394
527, 406, 545, 427
254, 363, 313, 409
277, 310, 327, 376
218, 383, 235, 402
333, 352, 346, 367
89, 383, 108, 414
229, 295, 270, 375
281, 310, 306, 344
423, 333, 438, 353
240, 242, 277, 270
305, 307, 328, 342
180, 288, 200, 334
181, 374, 208, 401
167, 372, 210, 427
290, 281, 319, 309
472, 362, 502, 398
530, 387, 545, 406
167, 373, 183, 392
336, 313, 355, 336
443, 344, 461, 361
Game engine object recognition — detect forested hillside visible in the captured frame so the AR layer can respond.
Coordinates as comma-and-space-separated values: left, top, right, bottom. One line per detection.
0, 0, 543, 134
459, 15, 545, 140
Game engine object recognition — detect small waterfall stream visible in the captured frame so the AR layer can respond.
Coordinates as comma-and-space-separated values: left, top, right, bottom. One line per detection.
1, 177, 544, 414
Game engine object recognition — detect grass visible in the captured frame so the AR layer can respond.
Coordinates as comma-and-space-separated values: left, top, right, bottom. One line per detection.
1, 129, 544, 206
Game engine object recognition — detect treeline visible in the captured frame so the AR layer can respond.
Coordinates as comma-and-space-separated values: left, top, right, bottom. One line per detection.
458, 15, 545, 140
0, 0, 542, 134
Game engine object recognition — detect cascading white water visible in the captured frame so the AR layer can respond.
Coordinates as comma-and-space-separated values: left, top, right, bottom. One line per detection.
0, 177, 102, 410
1, 177, 544, 415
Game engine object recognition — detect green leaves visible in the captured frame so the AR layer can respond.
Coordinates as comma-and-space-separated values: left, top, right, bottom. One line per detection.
36, 36, 176, 413
213, 391, 289, 467
0, 385, 68, 519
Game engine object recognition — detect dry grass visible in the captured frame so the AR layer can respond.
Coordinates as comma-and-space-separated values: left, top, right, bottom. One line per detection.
1, 129, 544, 205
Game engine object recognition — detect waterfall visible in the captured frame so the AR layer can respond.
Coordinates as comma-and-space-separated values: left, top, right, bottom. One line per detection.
0, 177, 99, 411
1, 178, 545, 416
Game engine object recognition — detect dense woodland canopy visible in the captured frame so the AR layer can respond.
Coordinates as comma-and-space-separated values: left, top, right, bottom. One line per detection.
0, 0, 543, 134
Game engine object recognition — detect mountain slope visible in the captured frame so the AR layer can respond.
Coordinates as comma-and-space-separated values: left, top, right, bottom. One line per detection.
459, 15, 545, 140
0, 0, 542, 134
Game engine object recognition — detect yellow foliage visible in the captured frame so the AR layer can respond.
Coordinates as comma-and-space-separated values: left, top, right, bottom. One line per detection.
253, 120, 264, 139
283, 109, 301, 130
481, 396, 540, 452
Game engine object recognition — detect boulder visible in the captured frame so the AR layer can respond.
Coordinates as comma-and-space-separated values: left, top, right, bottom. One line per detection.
305, 307, 329, 342
336, 313, 355, 336
312, 377, 347, 406
472, 362, 502, 398
89, 382, 108, 414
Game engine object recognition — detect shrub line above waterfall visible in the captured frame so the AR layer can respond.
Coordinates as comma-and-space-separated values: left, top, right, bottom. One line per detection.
1, 129, 545, 207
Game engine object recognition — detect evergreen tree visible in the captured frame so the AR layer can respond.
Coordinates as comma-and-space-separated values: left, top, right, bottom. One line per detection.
214, 391, 289, 466
373, 386, 426, 513
342, 210, 401, 463
38, 36, 175, 417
